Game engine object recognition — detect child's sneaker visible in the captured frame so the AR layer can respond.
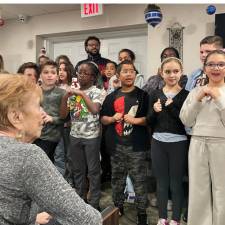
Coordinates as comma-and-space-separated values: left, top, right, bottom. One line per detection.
169, 220, 180, 225
157, 218, 169, 225
137, 213, 148, 225
127, 192, 135, 203
167, 200, 173, 211
114, 204, 124, 216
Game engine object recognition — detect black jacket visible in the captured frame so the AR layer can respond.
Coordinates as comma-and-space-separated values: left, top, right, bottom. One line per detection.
147, 88, 189, 135
74, 53, 110, 74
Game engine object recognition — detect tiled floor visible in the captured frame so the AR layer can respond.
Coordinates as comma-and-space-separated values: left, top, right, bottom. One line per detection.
100, 183, 187, 225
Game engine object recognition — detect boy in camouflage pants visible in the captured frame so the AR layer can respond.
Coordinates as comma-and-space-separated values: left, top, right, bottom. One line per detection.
101, 60, 150, 225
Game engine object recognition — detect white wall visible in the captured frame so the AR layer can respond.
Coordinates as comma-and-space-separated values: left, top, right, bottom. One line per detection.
0, 4, 225, 76
0, 4, 146, 73
148, 4, 225, 77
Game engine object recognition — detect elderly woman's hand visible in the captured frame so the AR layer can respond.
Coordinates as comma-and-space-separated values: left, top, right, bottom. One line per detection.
36, 212, 52, 224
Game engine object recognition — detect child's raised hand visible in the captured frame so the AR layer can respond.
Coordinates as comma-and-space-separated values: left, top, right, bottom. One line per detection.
196, 86, 221, 102
112, 78, 120, 88
153, 98, 162, 112
65, 87, 75, 97
40, 107, 47, 120
71, 88, 83, 96
66, 87, 82, 96
43, 114, 53, 124
112, 112, 123, 122
165, 98, 173, 106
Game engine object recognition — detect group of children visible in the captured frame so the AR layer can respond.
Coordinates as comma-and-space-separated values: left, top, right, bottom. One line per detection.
4, 34, 225, 225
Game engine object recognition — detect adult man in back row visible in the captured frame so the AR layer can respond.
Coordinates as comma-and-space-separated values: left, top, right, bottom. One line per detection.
75, 36, 110, 79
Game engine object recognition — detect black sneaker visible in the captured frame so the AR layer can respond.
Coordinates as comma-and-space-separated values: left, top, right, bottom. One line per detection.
115, 204, 124, 216
137, 213, 148, 225
182, 209, 188, 223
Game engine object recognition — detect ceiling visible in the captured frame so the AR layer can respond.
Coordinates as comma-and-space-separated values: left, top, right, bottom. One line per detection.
0, 4, 81, 20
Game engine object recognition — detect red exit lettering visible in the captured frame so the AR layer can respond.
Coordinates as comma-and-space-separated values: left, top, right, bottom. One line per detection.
83, 4, 99, 15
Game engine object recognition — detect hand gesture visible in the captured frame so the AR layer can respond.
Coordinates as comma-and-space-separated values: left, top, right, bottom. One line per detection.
36, 212, 52, 224
208, 87, 221, 100
40, 108, 52, 124
113, 112, 123, 122
153, 98, 162, 112
124, 114, 135, 124
197, 86, 221, 101
66, 87, 82, 97
165, 97, 173, 106
40, 107, 47, 121
43, 114, 53, 124
112, 79, 120, 89
197, 86, 211, 102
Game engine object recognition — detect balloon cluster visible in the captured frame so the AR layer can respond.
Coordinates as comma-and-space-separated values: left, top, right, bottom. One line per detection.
144, 4, 162, 28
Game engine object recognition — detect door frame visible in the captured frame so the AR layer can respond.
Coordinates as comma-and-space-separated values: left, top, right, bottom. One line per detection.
36, 24, 148, 61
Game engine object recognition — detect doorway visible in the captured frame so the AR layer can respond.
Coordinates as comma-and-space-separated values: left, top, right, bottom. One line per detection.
43, 25, 148, 77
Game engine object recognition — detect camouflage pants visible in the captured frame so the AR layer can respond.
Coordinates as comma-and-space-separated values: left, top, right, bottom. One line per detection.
111, 144, 148, 214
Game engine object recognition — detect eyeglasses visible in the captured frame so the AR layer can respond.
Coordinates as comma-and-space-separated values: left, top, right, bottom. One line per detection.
205, 62, 225, 70
120, 69, 136, 75
87, 43, 100, 48
76, 71, 92, 77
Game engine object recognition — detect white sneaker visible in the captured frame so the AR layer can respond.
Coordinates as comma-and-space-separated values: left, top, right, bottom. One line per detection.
167, 200, 172, 211
169, 220, 180, 225
126, 192, 135, 203
157, 218, 169, 225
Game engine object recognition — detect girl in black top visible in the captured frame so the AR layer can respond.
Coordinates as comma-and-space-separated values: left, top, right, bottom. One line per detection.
147, 57, 189, 225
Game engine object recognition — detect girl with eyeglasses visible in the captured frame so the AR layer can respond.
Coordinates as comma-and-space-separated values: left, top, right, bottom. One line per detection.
180, 49, 225, 225
60, 62, 106, 210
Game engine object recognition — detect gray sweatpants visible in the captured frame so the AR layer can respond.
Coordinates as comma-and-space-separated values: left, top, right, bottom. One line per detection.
188, 136, 225, 225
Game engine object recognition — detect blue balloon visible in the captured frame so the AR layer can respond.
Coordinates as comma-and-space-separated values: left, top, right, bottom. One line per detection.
145, 10, 162, 27
206, 5, 216, 15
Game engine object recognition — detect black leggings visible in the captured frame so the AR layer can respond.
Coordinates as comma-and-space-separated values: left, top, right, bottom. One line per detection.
151, 138, 188, 221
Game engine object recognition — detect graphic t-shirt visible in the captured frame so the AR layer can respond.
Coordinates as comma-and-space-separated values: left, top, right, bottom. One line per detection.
68, 86, 105, 139
114, 89, 139, 145
194, 71, 208, 88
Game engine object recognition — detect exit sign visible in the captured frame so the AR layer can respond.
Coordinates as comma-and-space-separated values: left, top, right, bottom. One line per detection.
81, 4, 103, 18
